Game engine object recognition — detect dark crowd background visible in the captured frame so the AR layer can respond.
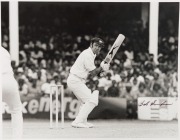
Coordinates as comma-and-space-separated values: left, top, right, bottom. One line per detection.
1, 2, 178, 118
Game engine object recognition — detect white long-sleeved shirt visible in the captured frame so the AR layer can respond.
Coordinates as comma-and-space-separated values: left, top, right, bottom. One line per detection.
0, 47, 14, 75
70, 47, 96, 80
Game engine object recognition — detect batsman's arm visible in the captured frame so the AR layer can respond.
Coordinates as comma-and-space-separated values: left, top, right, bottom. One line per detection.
89, 67, 103, 77
89, 61, 110, 77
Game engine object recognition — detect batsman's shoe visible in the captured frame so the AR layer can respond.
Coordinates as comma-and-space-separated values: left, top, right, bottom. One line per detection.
85, 122, 94, 128
71, 121, 90, 128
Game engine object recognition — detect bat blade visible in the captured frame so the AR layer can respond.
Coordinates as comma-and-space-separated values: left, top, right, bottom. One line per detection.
104, 34, 125, 64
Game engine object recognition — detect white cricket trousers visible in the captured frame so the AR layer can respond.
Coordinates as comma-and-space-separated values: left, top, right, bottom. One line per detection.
2, 74, 23, 138
67, 74, 92, 103
67, 74, 98, 123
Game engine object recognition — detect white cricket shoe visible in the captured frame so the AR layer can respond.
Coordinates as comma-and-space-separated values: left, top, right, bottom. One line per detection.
85, 122, 94, 128
71, 121, 89, 128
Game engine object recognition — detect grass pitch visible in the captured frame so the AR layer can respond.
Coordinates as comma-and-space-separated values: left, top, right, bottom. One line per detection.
2, 119, 178, 139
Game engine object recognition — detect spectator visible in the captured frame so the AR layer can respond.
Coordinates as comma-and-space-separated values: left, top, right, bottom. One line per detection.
168, 86, 178, 97
118, 72, 128, 96
98, 73, 112, 91
28, 78, 42, 97
120, 83, 133, 99
98, 87, 107, 97
111, 64, 121, 83
36, 69, 45, 89
162, 70, 173, 95
131, 82, 150, 100
19, 52, 27, 66
105, 73, 113, 90
18, 79, 28, 97
129, 72, 140, 92
107, 80, 119, 97
16, 67, 29, 83
124, 46, 134, 60
145, 53, 156, 66
31, 46, 43, 60
151, 83, 164, 97
28, 64, 38, 79
41, 78, 52, 97
51, 73, 61, 85
150, 69, 163, 90
144, 75, 152, 91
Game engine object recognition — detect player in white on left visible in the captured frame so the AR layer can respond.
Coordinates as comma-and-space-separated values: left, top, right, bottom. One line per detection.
0, 46, 23, 138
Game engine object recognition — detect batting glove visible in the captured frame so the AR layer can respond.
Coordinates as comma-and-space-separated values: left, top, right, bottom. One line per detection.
100, 61, 110, 72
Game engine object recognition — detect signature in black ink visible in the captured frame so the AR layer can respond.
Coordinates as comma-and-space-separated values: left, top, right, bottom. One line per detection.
139, 100, 173, 107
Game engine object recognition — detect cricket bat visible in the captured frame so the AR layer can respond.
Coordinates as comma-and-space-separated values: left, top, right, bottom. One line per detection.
104, 34, 125, 64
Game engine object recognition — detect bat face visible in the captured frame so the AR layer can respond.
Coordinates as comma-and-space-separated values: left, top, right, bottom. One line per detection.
104, 34, 125, 64
108, 45, 119, 57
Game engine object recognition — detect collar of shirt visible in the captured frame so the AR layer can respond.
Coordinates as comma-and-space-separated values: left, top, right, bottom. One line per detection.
88, 47, 96, 58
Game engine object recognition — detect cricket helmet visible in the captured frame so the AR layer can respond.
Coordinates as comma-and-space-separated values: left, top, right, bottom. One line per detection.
91, 37, 105, 48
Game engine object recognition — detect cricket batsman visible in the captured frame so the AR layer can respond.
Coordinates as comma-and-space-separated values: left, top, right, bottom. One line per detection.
0, 46, 23, 138
67, 37, 110, 128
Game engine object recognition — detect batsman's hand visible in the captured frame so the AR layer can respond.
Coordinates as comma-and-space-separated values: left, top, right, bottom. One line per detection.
100, 61, 110, 72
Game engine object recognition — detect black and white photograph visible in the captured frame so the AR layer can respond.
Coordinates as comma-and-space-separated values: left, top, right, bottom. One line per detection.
0, 0, 179, 139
